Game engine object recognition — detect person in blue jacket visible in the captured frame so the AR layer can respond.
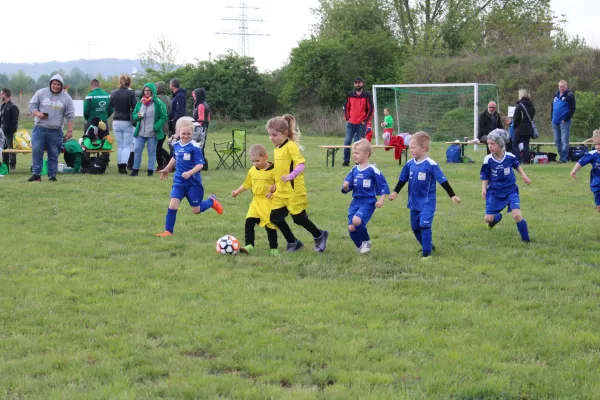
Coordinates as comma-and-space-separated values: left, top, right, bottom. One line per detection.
551, 80, 576, 163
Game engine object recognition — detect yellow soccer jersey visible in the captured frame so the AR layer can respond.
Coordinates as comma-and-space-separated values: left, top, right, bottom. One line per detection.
273, 139, 306, 198
242, 162, 276, 228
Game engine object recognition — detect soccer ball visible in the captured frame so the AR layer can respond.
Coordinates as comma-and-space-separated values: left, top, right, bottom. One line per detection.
216, 235, 240, 255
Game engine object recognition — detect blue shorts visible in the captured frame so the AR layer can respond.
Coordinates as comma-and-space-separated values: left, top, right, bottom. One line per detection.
348, 199, 376, 226
170, 185, 204, 207
485, 189, 521, 215
410, 209, 435, 230
594, 191, 600, 206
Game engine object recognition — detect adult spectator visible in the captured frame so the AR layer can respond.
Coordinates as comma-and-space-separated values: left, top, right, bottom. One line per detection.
478, 101, 503, 154
512, 89, 536, 164
551, 80, 576, 163
84, 79, 113, 133
28, 74, 75, 182
343, 77, 373, 166
110, 74, 137, 174
155, 81, 172, 170
130, 82, 168, 177
170, 78, 187, 136
1, 88, 19, 171
192, 87, 210, 170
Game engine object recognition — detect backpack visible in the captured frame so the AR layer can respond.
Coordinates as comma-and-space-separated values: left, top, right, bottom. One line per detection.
446, 145, 462, 163
82, 136, 112, 151
569, 146, 587, 162
81, 153, 109, 174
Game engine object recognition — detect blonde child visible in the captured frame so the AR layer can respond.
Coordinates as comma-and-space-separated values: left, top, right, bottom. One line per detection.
341, 139, 390, 253
380, 108, 394, 145
231, 144, 279, 255
266, 114, 328, 252
389, 131, 461, 258
156, 120, 223, 237
570, 130, 600, 212
480, 129, 532, 242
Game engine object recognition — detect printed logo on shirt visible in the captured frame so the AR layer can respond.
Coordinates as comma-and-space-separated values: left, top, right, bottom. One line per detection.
504, 167, 510, 175
41, 97, 64, 109
418, 172, 426, 181
362, 179, 371, 188
183, 153, 191, 161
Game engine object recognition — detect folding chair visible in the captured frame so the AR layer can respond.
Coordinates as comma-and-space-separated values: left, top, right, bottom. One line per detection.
213, 130, 247, 170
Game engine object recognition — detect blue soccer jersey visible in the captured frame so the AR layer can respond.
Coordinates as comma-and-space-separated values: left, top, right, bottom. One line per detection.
480, 152, 520, 197
578, 150, 600, 193
172, 140, 205, 187
343, 164, 390, 201
398, 157, 448, 211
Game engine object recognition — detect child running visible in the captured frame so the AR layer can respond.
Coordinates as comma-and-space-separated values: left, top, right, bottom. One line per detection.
156, 119, 222, 237
570, 130, 600, 212
389, 131, 461, 258
231, 144, 279, 255
480, 129, 532, 242
342, 139, 390, 253
266, 114, 328, 252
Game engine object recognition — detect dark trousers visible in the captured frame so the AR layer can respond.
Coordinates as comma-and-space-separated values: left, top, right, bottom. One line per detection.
513, 135, 531, 164
2, 131, 16, 167
245, 218, 278, 249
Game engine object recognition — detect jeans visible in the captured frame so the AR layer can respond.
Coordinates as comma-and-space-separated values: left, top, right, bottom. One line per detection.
31, 126, 63, 177
133, 136, 157, 171
2, 131, 16, 167
344, 122, 366, 163
113, 120, 135, 164
512, 135, 531, 164
552, 120, 571, 162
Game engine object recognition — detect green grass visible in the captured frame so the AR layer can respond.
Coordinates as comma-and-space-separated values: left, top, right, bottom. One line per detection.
1, 128, 600, 399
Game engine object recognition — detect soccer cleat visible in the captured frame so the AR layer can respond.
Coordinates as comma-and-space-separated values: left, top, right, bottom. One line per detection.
48, 177, 58, 182
286, 240, 304, 252
314, 230, 329, 252
416, 244, 436, 255
156, 231, 173, 237
239, 244, 255, 255
210, 195, 223, 215
27, 175, 41, 182
523, 239, 532, 244
420, 255, 433, 261
357, 240, 372, 254
269, 249, 281, 256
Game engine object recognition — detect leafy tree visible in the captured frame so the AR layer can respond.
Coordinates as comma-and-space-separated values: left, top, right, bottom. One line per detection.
9, 70, 35, 94
36, 74, 51, 89
0, 73, 9, 88
571, 91, 600, 138
139, 35, 178, 79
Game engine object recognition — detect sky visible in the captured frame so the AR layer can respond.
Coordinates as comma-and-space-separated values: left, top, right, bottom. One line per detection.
1, 0, 597, 73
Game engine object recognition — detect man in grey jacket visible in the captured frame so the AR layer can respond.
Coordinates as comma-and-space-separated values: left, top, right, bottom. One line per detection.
28, 74, 75, 182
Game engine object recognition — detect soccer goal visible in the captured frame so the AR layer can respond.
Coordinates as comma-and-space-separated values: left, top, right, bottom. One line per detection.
372, 83, 499, 145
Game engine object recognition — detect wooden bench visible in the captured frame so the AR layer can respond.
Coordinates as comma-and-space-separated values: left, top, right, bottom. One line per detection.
319, 145, 407, 167
446, 141, 594, 159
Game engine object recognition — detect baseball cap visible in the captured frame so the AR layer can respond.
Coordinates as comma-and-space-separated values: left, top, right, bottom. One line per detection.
354, 77, 364, 83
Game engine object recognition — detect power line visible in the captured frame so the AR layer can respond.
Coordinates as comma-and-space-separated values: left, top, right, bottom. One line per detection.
216, 1, 269, 57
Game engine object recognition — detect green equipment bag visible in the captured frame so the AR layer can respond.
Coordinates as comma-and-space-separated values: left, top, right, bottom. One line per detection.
0, 163, 8, 175
82, 137, 112, 151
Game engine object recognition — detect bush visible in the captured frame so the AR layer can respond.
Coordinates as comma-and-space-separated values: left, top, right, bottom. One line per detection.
571, 91, 600, 138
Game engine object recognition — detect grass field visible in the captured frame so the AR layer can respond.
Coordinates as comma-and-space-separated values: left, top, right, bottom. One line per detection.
1, 126, 600, 399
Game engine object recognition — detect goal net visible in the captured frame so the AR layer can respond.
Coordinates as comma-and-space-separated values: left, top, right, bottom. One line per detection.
372, 84, 499, 145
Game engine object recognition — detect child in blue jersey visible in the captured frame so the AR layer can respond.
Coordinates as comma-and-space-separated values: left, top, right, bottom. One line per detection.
389, 132, 461, 258
570, 130, 600, 212
156, 120, 223, 236
480, 129, 532, 242
341, 139, 390, 254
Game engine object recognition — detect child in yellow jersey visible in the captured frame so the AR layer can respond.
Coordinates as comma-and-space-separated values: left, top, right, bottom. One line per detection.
266, 114, 328, 252
231, 144, 279, 256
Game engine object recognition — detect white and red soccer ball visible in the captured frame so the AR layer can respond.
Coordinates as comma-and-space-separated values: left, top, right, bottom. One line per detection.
216, 235, 240, 255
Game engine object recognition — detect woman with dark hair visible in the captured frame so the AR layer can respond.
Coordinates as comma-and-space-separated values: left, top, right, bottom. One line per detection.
192, 88, 210, 170
512, 89, 536, 164
109, 74, 137, 174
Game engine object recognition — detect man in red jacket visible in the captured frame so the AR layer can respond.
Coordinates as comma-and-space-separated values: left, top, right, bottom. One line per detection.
343, 77, 374, 166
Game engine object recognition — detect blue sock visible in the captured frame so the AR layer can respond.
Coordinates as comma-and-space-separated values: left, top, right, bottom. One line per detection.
517, 219, 530, 242
413, 229, 423, 245
349, 230, 362, 248
165, 208, 177, 233
421, 227, 432, 256
200, 197, 214, 212
356, 223, 370, 243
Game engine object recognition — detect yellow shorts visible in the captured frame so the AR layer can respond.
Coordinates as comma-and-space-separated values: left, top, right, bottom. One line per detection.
271, 193, 308, 216
246, 198, 276, 229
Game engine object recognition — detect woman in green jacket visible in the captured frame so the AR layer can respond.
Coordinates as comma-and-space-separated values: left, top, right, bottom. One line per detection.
130, 82, 168, 176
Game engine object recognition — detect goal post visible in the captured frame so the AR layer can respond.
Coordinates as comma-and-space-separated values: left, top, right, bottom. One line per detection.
372, 83, 499, 145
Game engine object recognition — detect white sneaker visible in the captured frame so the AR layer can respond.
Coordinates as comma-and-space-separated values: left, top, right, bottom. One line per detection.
357, 240, 372, 254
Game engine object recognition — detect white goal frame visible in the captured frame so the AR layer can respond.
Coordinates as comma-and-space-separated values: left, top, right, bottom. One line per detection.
372, 83, 498, 146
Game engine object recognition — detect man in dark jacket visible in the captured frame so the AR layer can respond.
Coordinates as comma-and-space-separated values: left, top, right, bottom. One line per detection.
0, 88, 19, 170
478, 101, 503, 154
551, 80, 576, 163
343, 77, 374, 166
170, 79, 186, 136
